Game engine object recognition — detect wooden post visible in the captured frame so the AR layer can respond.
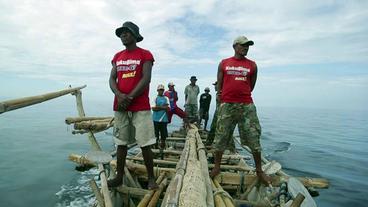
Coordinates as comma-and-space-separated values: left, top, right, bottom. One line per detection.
89, 179, 105, 207
72, 90, 112, 207
0, 85, 86, 114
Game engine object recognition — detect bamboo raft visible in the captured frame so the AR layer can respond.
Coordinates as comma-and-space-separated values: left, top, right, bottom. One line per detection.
1, 86, 329, 207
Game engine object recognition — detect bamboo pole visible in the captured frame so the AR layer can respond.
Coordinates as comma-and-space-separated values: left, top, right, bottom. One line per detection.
213, 179, 235, 207
89, 179, 105, 207
115, 186, 150, 198
72, 90, 112, 207
68, 154, 329, 189
0, 85, 86, 114
211, 180, 226, 207
147, 177, 168, 207
137, 173, 166, 207
127, 156, 252, 171
196, 133, 214, 207
161, 136, 191, 207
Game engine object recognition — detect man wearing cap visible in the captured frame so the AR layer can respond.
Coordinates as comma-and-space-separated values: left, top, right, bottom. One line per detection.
164, 82, 187, 123
108, 21, 158, 189
152, 84, 170, 149
184, 76, 200, 123
210, 36, 271, 185
199, 87, 212, 131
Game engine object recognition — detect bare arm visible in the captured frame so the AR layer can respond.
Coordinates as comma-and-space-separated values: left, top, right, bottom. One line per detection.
217, 62, 223, 97
109, 63, 120, 95
250, 64, 258, 92
109, 63, 131, 110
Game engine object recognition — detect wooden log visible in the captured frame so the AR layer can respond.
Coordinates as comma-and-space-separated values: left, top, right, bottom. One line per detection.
0, 85, 86, 114
65, 116, 113, 124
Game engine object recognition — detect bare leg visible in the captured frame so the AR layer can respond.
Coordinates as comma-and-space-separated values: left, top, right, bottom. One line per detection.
108, 145, 127, 187
253, 151, 272, 185
141, 145, 159, 190
210, 150, 224, 178
204, 119, 208, 131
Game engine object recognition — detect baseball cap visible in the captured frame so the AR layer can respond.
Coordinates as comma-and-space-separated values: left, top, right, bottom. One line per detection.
157, 84, 165, 90
233, 36, 254, 46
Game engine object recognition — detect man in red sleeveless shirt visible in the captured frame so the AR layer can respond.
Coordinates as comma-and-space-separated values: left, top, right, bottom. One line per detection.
210, 36, 271, 185
108, 21, 158, 189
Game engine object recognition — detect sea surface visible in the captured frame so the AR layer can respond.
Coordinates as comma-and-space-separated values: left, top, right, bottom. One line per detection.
0, 97, 367, 207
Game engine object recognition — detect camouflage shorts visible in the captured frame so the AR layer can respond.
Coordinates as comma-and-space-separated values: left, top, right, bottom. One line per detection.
214, 103, 262, 152
185, 104, 199, 122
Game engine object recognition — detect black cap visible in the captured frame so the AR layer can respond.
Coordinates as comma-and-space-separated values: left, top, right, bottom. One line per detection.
190, 76, 197, 80
115, 21, 143, 42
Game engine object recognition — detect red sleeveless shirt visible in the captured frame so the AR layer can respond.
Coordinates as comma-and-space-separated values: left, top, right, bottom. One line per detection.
111, 47, 154, 111
220, 56, 256, 104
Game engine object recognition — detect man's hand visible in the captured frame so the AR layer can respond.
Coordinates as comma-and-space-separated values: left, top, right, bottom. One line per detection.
116, 93, 133, 110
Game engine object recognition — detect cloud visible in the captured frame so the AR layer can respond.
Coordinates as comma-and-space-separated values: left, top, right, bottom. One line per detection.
0, 0, 367, 108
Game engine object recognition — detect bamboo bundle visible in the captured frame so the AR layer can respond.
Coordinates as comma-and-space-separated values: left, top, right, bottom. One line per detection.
0, 85, 86, 114
161, 133, 191, 206
178, 132, 207, 207
65, 116, 113, 124
195, 132, 214, 207
73, 120, 113, 131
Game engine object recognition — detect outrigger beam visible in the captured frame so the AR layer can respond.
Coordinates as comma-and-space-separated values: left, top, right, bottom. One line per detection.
0, 85, 86, 114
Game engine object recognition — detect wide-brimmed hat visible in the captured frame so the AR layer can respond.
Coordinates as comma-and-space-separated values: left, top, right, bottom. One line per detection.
157, 84, 165, 90
115, 21, 143, 42
190, 76, 197, 81
233, 36, 254, 46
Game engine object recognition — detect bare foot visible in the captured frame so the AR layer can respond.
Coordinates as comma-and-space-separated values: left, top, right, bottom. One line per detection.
210, 167, 220, 178
257, 172, 272, 185
147, 179, 159, 190
107, 176, 123, 188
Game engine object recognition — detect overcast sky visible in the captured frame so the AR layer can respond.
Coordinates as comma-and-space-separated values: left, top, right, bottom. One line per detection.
0, 0, 367, 111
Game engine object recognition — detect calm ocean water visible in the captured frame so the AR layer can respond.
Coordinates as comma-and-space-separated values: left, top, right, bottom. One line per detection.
0, 97, 367, 207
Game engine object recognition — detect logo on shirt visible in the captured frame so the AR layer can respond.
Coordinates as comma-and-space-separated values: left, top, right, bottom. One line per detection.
122, 71, 136, 79
116, 59, 141, 72
225, 66, 250, 76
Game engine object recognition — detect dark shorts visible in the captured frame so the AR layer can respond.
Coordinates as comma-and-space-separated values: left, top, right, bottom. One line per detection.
214, 103, 261, 152
199, 108, 209, 120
